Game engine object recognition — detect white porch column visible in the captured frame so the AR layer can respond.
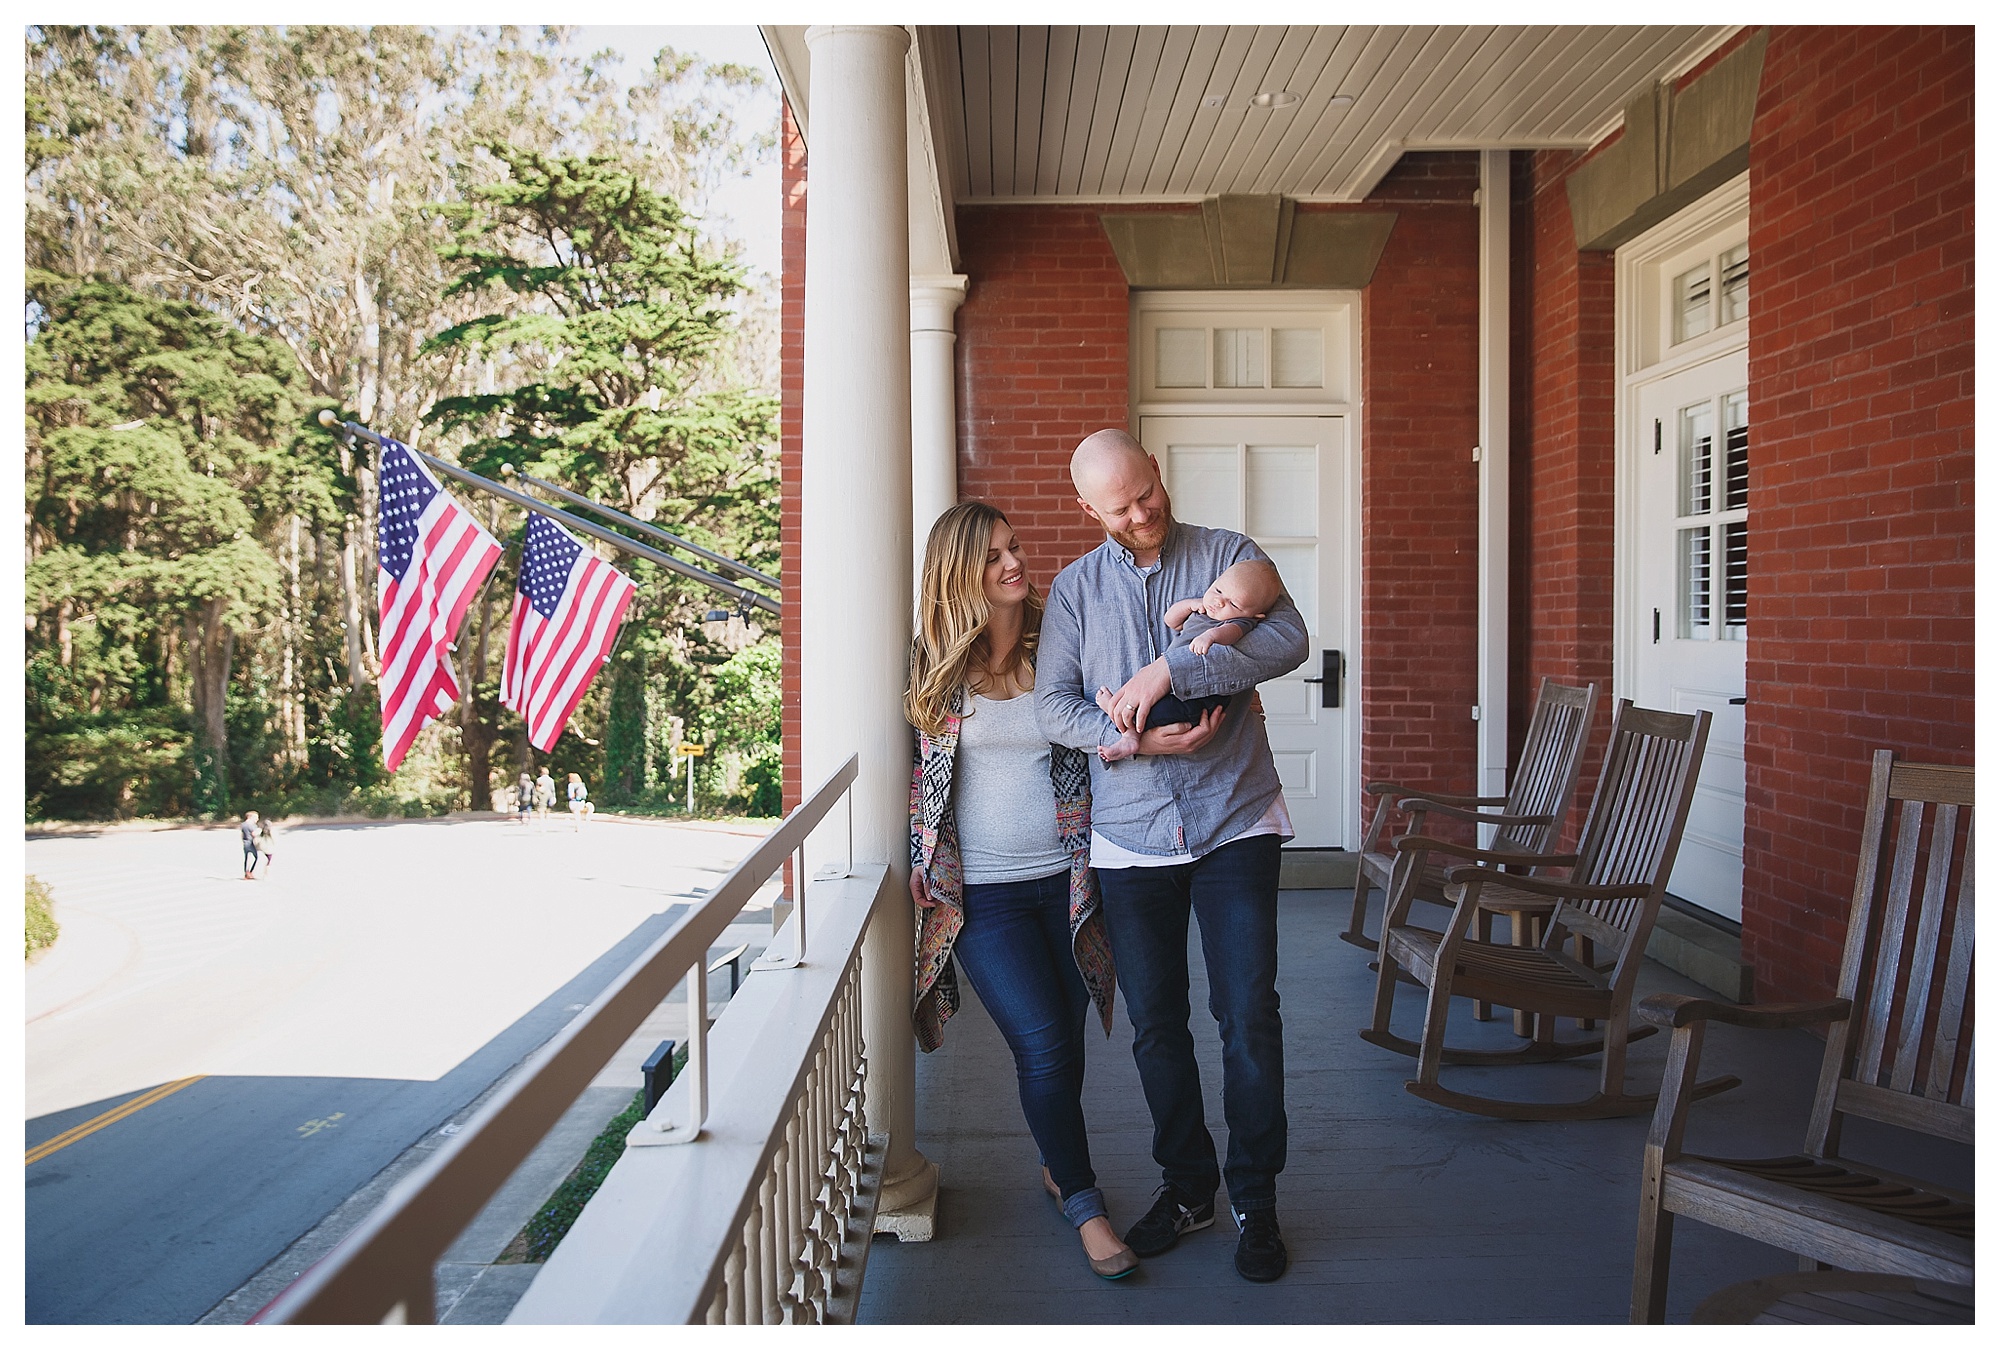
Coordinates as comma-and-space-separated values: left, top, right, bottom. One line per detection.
1476, 150, 1512, 817
909, 275, 968, 582
799, 23, 938, 1239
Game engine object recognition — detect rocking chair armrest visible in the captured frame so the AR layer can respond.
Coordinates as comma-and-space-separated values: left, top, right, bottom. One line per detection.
1391, 834, 1577, 870
1439, 869, 1641, 904
1394, 798, 1555, 831
1637, 992, 1853, 1031
1365, 782, 1508, 808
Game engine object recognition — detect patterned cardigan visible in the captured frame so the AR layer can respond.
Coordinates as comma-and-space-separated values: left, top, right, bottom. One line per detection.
910, 687, 1116, 1052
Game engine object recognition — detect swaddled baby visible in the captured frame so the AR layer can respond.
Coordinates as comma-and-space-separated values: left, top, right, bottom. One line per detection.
1094, 557, 1285, 763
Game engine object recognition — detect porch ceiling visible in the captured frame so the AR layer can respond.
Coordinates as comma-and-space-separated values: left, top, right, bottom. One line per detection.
945, 25, 1736, 202
768, 25, 1739, 218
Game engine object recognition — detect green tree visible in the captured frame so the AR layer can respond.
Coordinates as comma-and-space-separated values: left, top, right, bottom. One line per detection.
424, 144, 779, 811
24, 274, 342, 816
22, 27, 779, 820
690, 639, 782, 815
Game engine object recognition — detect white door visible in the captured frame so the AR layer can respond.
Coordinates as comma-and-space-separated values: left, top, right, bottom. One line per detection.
1141, 415, 1352, 847
1633, 353, 1749, 920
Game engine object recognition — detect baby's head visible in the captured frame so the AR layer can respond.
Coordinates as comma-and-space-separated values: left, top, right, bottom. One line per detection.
1203, 559, 1284, 621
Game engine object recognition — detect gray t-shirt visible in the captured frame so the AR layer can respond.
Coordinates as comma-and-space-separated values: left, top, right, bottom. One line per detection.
953, 692, 1071, 885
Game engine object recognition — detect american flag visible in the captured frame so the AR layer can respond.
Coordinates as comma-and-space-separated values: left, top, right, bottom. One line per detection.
375, 437, 503, 772
501, 513, 638, 752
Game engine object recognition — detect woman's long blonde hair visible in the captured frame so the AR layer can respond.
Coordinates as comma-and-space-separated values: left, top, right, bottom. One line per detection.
905, 501, 1042, 736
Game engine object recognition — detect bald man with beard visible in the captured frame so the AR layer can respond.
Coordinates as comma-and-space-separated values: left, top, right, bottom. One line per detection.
1035, 428, 1310, 1283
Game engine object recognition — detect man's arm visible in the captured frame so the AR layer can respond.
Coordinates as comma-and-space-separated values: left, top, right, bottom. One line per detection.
1164, 542, 1309, 698
1034, 574, 1120, 751
1166, 594, 1307, 697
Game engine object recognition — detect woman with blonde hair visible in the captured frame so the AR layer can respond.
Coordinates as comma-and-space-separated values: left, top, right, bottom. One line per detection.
907, 500, 1133, 1279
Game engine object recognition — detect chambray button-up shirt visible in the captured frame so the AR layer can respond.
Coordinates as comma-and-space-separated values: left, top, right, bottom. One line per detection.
1036, 521, 1311, 859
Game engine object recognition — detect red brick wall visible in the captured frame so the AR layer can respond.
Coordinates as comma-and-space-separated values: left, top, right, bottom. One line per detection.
952, 206, 1136, 586
779, 98, 805, 812
1352, 167, 1484, 823
1508, 148, 1618, 845
1740, 26, 1975, 1002
954, 182, 1487, 842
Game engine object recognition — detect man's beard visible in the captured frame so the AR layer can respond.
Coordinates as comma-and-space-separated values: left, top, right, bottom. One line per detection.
1108, 511, 1172, 555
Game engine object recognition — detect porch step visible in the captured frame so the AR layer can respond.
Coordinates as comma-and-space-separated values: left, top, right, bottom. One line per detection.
1280, 848, 1356, 890
1646, 904, 1754, 1003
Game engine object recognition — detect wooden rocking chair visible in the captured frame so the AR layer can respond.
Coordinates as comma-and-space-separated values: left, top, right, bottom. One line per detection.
1631, 749, 1973, 1321
1341, 677, 1598, 954
1361, 701, 1730, 1120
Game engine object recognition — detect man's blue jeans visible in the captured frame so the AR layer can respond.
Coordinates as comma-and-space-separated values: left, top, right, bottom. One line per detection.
1097, 832, 1286, 1213
953, 868, 1108, 1228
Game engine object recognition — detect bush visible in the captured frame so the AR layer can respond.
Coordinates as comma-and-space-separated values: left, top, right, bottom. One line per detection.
506, 1043, 689, 1263
26, 876, 59, 959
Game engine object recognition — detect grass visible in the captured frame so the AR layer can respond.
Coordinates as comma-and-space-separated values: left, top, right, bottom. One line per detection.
496, 1042, 690, 1265
26, 875, 59, 960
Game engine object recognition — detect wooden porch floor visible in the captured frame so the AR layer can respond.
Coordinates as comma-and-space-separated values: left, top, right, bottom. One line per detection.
856, 888, 1971, 1325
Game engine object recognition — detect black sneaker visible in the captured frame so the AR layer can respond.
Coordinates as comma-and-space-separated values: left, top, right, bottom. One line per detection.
1233, 1208, 1288, 1282
1123, 1184, 1216, 1257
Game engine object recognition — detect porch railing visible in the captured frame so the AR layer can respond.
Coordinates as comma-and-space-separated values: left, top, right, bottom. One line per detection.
259, 754, 887, 1325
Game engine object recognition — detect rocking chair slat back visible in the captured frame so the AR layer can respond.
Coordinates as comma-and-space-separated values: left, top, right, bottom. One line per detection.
1494, 680, 1598, 856
1342, 677, 1598, 952
1552, 701, 1710, 969
1806, 751, 1973, 1156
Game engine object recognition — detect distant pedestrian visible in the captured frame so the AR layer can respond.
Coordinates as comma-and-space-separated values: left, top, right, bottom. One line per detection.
240, 811, 261, 880
567, 773, 593, 830
517, 770, 535, 826
258, 817, 278, 877
535, 768, 556, 829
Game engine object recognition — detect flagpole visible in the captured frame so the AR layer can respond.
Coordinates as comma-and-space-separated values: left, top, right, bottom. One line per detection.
319, 412, 780, 618
501, 466, 781, 592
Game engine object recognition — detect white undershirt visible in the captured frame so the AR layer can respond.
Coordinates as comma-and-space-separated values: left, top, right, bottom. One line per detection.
1090, 792, 1293, 869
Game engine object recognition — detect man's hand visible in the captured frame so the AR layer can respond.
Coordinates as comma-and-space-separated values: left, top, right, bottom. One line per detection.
1104, 657, 1173, 733
1134, 704, 1223, 755
910, 867, 937, 909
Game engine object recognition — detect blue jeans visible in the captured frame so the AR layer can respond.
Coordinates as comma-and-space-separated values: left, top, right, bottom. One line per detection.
1097, 832, 1286, 1213
952, 868, 1107, 1228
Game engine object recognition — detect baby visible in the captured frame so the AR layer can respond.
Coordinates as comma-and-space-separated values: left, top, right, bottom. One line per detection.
1094, 558, 1287, 763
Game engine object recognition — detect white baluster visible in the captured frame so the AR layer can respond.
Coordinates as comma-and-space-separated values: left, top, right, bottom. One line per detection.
756, 1166, 777, 1324
723, 1240, 745, 1324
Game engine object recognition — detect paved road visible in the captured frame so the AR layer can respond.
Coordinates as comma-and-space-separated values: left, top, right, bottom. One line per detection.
24, 814, 776, 1324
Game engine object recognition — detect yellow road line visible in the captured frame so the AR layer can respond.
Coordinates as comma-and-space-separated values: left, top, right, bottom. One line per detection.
26, 1075, 206, 1165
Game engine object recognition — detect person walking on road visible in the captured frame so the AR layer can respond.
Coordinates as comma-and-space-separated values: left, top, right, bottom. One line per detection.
535, 768, 556, 830
1037, 428, 1309, 1283
566, 773, 593, 830
257, 817, 278, 877
517, 770, 535, 826
239, 811, 261, 880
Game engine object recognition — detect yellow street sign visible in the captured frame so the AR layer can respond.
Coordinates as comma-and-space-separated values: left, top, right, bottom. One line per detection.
678, 743, 707, 756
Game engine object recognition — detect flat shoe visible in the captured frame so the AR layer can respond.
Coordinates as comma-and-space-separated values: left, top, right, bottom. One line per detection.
1089, 1244, 1139, 1280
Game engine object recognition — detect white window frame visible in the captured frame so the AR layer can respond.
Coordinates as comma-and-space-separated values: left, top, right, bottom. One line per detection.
1131, 291, 1359, 419
1614, 174, 1751, 700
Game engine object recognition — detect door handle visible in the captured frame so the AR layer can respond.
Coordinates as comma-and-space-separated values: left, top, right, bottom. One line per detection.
1301, 650, 1342, 708
1728, 697, 1746, 706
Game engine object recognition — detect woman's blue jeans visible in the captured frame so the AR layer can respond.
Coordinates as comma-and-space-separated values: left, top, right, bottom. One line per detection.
952, 868, 1107, 1228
